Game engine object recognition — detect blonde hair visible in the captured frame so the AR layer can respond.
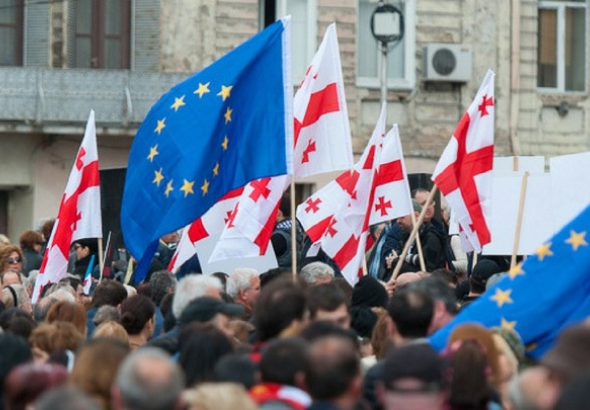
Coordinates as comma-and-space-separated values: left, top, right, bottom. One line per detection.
93, 321, 130, 345
183, 383, 258, 410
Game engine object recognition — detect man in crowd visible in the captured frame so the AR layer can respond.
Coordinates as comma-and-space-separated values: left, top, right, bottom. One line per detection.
226, 268, 261, 321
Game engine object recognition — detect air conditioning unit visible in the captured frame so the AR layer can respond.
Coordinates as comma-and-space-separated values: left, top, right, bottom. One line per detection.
423, 44, 472, 82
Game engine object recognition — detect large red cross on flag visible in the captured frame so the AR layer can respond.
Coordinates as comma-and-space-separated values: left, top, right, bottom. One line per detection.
297, 104, 387, 286
33, 111, 102, 302
369, 125, 413, 226
432, 69, 495, 252
293, 23, 353, 178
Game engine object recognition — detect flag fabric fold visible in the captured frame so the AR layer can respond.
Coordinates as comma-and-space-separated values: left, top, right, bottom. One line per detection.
121, 18, 293, 282
296, 105, 387, 285
33, 110, 102, 302
431, 69, 495, 252
429, 202, 590, 359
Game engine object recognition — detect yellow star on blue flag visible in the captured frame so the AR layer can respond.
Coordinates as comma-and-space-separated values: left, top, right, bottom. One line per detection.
430, 203, 590, 359
121, 18, 294, 283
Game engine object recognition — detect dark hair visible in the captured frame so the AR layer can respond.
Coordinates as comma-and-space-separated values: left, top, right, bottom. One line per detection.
40, 220, 55, 242
387, 287, 434, 338
160, 293, 176, 333
278, 193, 292, 218
445, 340, 491, 408
307, 283, 349, 318
214, 354, 258, 390
18, 230, 44, 250
149, 271, 175, 306
179, 323, 234, 387
260, 338, 308, 386
470, 259, 501, 294
432, 268, 460, 286
259, 267, 292, 288
135, 284, 151, 298
304, 335, 359, 401
210, 272, 229, 290
254, 277, 307, 342
91, 280, 127, 309
409, 276, 458, 315
120, 295, 155, 335
0, 308, 36, 340
300, 321, 359, 346
73, 239, 98, 255
350, 306, 378, 339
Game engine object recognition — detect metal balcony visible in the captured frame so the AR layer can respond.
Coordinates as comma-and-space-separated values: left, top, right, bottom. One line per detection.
0, 67, 189, 134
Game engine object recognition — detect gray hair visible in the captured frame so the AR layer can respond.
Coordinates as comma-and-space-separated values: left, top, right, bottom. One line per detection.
150, 270, 176, 306
36, 387, 100, 410
115, 347, 184, 410
172, 274, 222, 319
300, 262, 334, 285
226, 268, 258, 299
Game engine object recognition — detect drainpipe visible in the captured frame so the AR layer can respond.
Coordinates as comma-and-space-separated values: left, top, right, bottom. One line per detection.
509, 0, 522, 157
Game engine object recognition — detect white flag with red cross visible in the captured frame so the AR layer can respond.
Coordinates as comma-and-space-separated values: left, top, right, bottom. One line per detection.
432, 69, 495, 252
369, 124, 413, 225
33, 110, 102, 302
296, 105, 387, 285
167, 187, 244, 273
293, 22, 352, 178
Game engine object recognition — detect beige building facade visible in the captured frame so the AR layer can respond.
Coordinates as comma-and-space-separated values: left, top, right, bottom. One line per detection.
0, 0, 588, 240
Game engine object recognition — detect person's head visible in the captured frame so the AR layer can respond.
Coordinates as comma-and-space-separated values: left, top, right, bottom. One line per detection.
93, 321, 130, 344
0, 333, 32, 397
35, 387, 100, 410
469, 259, 502, 295
351, 276, 388, 309
120, 295, 155, 338
19, 230, 44, 253
540, 324, 590, 383
172, 275, 222, 319
300, 262, 334, 286
226, 268, 260, 310
254, 277, 308, 342
412, 188, 434, 222
307, 283, 350, 329
378, 344, 449, 410
387, 286, 434, 343
214, 354, 258, 390
179, 296, 244, 339
182, 383, 258, 410
260, 337, 309, 387
149, 270, 176, 306
397, 200, 422, 233
443, 338, 491, 409
277, 193, 292, 221
72, 238, 98, 261
0, 307, 36, 340
91, 280, 128, 309
113, 347, 184, 410
431, 268, 459, 287
303, 335, 361, 405
70, 338, 130, 409
0, 245, 24, 273
179, 323, 234, 387
371, 307, 393, 360
350, 306, 378, 339
448, 323, 501, 391
29, 322, 85, 364
4, 362, 68, 410
408, 276, 457, 335
39, 219, 55, 243
45, 300, 87, 337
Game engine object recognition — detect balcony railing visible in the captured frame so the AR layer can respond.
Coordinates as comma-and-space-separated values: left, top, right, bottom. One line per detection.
0, 67, 189, 132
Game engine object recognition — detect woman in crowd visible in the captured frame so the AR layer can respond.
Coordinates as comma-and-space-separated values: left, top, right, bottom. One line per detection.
18, 230, 44, 276
0, 245, 25, 275
120, 295, 155, 349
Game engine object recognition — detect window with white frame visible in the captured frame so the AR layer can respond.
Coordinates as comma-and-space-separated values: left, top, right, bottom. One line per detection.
357, 0, 416, 90
538, 0, 587, 92
275, 0, 317, 83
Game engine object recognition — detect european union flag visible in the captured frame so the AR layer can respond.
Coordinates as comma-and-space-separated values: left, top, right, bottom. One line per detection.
121, 19, 293, 282
429, 202, 590, 359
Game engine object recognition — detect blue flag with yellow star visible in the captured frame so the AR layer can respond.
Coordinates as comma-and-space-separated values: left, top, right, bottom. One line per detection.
121, 18, 293, 282
429, 202, 590, 359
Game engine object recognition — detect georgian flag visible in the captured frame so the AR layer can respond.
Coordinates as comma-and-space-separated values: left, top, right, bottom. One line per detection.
296, 105, 387, 285
432, 70, 495, 252
33, 111, 102, 302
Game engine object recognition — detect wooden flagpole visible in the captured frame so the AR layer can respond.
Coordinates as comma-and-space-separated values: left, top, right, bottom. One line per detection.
97, 237, 105, 283
511, 171, 529, 269
389, 186, 438, 282
410, 211, 426, 271
290, 179, 298, 280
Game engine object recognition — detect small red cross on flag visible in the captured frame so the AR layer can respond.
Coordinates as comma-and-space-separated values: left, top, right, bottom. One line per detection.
432, 69, 495, 252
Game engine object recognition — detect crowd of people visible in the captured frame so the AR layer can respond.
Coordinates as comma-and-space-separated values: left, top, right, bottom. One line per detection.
0, 198, 589, 410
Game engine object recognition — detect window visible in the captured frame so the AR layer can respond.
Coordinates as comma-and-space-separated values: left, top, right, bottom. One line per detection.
73, 0, 131, 69
0, 0, 23, 66
275, 0, 317, 82
357, 0, 416, 90
538, 0, 587, 92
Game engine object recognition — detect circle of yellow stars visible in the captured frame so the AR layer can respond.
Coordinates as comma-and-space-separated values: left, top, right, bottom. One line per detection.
147, 80, 234, 199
